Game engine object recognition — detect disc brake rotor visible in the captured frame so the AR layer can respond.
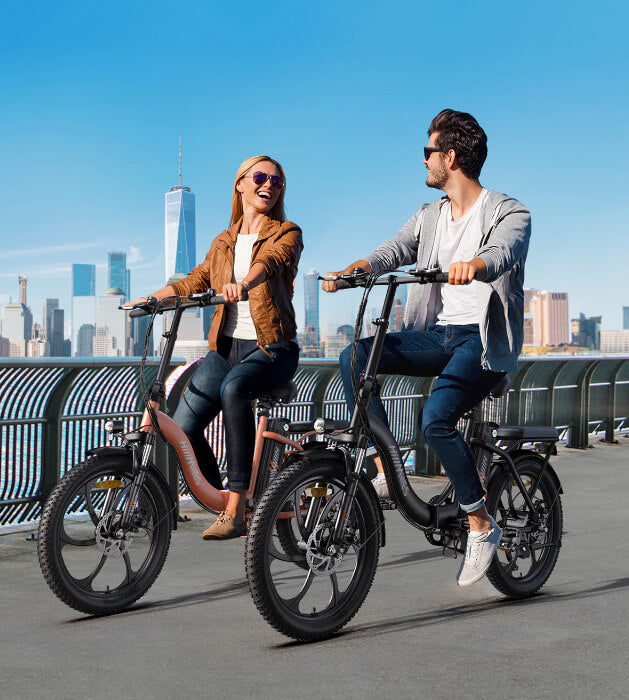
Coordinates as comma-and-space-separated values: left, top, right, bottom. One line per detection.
305, 522, 345, 576
305, 520, 360, 576
95, 511, 134, 557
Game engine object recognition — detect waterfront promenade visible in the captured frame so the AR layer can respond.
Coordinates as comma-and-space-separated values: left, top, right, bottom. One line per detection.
1, 439, 627, 699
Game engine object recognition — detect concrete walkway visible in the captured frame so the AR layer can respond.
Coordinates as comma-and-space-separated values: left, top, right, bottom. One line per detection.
1, 439, 628, 699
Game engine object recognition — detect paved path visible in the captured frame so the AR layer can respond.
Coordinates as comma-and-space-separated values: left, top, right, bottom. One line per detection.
1, 439, 628, 699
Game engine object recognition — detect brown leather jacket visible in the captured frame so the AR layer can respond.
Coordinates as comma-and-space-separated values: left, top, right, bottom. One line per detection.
169, 216, 303, 351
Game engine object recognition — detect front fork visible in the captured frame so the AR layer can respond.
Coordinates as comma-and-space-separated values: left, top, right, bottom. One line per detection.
118, 433, 155, 530
331, 437, 368, 547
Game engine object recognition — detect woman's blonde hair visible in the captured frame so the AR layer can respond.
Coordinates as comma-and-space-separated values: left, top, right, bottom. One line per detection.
230, 155, 287, 227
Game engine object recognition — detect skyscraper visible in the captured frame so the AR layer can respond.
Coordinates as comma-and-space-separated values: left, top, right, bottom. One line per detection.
623, 306, 629, 330
72, 263, 96, 356
50, 307, 65, 356
571, 313, 601, 350
1, 277, 33, 356
1, 300, 32, 356
43, 298, 58, 339
19, 275, 28, 305
304, 269, 320, 344
44, 299, 66, 356
133, 315, 154, 357
164, 140, 196, 281
108, 252, 130, 299
94, 287, 129, 356
529, 291, 569, 346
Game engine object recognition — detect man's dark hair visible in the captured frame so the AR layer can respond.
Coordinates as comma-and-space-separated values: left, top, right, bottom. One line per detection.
428, 109, 488, 180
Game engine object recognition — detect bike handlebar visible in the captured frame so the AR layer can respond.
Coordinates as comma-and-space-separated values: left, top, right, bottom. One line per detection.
319, 267, 450, 289
124, 290, 249, 318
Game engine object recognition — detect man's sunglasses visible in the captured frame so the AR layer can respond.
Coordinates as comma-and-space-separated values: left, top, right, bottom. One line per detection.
423, 147, 443, 160
245, 172, 284, 189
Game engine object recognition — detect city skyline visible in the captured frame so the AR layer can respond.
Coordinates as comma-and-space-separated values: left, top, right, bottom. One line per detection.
3, 260, 629, 356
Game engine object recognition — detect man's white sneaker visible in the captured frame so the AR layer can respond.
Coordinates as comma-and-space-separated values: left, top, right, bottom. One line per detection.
371, 473, 391, 500
457, 515, 502, 587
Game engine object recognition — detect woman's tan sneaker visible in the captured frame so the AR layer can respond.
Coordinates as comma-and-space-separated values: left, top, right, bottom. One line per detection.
202, 511, 247, 540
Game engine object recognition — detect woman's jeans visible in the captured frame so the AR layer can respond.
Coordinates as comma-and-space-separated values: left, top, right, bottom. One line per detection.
172, 337, 299, 491
338, 324, 504, 512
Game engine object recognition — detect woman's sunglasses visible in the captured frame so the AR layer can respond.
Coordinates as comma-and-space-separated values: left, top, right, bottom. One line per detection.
245, 172, 284, 189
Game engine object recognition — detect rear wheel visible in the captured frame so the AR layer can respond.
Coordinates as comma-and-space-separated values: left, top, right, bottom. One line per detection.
486, 456, 562, 598
246, 457, 380, 641
38, 454, 173, 615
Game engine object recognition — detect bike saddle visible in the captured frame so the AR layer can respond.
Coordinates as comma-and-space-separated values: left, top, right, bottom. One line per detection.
261, 381, 298, 405
490, 373, 511, 398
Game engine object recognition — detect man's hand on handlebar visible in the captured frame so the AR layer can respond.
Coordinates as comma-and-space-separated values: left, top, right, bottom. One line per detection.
448, 258, 487, 285
321, 260, 372, 293
321, 271, 346, 293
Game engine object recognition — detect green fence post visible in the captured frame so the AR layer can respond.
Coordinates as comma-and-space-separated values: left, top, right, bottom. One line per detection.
40, 367, 80, 504
567, 361, 598, 448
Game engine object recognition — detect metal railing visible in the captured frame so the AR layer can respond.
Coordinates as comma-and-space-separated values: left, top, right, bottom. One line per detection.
1, 355, 628, 530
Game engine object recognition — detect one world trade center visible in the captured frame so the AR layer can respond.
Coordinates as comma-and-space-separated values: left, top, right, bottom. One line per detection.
164, 140, 196, 281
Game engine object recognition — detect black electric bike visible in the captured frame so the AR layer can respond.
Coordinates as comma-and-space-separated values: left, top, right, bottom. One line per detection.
245, 268, 563, 641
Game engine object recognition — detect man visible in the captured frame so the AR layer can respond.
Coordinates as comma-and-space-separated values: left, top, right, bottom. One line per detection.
322, 109, 531, 586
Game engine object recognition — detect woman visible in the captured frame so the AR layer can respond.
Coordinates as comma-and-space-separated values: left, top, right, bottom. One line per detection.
139, 155, 302, 539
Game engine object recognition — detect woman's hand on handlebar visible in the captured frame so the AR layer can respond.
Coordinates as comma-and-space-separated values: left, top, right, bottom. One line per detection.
448, 258, 487, 285
222, 282, 249, 302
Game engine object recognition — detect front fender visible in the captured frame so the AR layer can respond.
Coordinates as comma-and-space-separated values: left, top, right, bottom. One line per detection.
86, 445, 178, 530
283, 442, 386, 548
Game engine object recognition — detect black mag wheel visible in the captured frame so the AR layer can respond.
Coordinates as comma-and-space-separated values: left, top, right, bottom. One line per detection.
486, 456, 563, 598
38, 454, 173, 616
245, 457, 380, 642
275, 518, 309, 571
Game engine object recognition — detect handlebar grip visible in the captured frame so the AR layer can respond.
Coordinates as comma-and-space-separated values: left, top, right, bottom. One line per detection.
129, 307, 149, 318
209, 291, 248, 305
335, 279, 352, 290
433, 272, 449, 283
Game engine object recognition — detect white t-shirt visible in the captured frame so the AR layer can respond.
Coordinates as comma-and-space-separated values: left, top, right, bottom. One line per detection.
222, 233, 258, 339
436, 188, 489, 325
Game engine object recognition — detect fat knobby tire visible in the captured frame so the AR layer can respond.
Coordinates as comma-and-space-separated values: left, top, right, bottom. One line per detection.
245, 457, 380, 641
486, 455, 563, 598
38, 454, 173, 615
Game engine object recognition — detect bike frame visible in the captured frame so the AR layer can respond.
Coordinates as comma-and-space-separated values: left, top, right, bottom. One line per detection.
127, 296, 306, 517
319, 271, 561, 546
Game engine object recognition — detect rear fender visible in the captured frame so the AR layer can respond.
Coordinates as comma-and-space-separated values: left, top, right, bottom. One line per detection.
488, 449, 563, 496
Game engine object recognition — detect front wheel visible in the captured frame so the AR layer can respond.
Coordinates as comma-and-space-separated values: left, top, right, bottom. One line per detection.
246, 457, 381, 642
38, 453, 173, 615
486, 455, 563, 598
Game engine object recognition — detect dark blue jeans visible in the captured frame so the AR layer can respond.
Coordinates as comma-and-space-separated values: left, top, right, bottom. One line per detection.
339, 324, 504, 512
173, 337, 299, 491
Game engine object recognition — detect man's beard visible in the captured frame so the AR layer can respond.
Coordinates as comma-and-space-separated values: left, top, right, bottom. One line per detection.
426, 159, 448, 190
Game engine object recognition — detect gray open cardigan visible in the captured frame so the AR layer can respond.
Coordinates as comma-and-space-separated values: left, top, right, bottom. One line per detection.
364, 190, 531, 372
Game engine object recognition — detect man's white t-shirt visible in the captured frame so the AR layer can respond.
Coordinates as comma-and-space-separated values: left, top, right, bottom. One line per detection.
436, 188, 489, 325
222, 233, 258, 339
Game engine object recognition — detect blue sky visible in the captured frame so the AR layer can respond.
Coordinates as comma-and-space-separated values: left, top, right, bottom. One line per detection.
1, 0, 627, 336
